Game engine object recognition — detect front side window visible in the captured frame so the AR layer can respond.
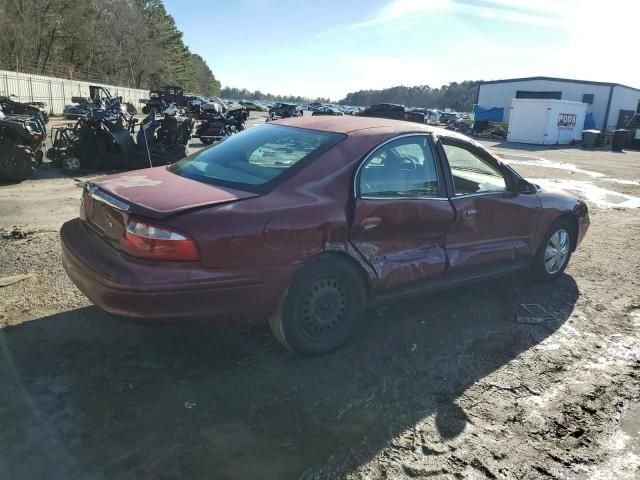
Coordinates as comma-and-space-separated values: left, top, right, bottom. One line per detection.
442, 143, 506, 195
359, 136, 440, 197
169, 125, 343, 191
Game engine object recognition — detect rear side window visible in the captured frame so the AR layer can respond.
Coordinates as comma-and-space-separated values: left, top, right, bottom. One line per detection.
169, 125, 344, 192
359, 136, 440, 197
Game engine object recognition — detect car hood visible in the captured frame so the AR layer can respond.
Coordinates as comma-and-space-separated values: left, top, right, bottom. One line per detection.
91, 166, 258, 220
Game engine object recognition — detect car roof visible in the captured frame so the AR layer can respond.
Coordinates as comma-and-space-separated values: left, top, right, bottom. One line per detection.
272, 116, 489, 152
273, 115, 442, 135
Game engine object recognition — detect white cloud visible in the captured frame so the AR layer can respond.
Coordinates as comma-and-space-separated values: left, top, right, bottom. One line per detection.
350, 0, 452, 28
317, 0, 452, 36
318, 0, 569, 35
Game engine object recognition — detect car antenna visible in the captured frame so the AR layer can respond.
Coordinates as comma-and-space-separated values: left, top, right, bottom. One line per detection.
143, 110, 154, 169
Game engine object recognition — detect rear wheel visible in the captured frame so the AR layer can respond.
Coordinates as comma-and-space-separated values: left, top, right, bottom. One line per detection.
199, 136, 215, 145
270, 255, 366, 355
530, 219, 574, 281
0, 144, 38, 182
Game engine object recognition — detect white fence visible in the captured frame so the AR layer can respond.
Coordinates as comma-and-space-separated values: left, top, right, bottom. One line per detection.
0, 70, 149, 115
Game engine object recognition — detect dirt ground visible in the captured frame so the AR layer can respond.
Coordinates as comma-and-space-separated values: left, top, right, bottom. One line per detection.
1, 114, 639, 480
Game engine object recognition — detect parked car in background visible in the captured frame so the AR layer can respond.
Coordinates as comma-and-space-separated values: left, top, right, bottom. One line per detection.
268, 102, 301, 119
358, 103, 406, 120
411, 108, 440, 124
61, 116, 589, 355
439, 112, 458, 123
239, 101, 267, 112
343, 106, 363, 115
359, 103, 426, 124
311, 106, 343, 116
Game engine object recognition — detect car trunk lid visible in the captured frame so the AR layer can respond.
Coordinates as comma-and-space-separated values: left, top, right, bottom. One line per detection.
89, 166, 258, 220
82, 167, 258, 247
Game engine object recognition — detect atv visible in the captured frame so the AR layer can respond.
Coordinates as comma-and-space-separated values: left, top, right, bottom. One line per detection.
141, 85, 189, 114
47, 105, 191, 174
0, 105, 47, 182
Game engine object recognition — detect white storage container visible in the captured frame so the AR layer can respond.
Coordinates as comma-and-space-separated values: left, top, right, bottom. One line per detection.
507, 99, 587, 145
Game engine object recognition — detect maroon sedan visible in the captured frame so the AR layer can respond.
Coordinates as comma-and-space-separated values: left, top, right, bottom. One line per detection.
61, 116, 589, 354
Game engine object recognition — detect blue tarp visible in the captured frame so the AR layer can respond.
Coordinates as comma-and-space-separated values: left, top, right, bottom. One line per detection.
473, 105, 504, 122
583, 112, 595, 130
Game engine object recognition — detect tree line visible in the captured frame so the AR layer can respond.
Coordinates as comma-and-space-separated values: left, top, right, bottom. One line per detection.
338, 81, 477, 111
220, 87, 331, 104
0, 0, 221, 95
222, 82, 478, 111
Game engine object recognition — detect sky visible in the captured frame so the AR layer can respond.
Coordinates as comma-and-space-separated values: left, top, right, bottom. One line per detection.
163, 0, 639, 101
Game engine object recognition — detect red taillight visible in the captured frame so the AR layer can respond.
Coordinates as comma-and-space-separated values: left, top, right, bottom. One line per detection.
121, 219, 198, 261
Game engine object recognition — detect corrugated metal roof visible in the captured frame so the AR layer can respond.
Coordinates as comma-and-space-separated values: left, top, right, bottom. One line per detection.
476, 76, 640, 93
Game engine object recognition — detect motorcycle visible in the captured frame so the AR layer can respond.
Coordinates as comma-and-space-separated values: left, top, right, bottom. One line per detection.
195, 108, 247, 145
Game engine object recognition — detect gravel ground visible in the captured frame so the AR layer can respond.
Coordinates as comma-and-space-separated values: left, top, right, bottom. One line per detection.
0, 119, 639, 479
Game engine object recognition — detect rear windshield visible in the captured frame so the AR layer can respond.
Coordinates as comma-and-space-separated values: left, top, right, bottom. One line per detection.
168, 125, 344, 192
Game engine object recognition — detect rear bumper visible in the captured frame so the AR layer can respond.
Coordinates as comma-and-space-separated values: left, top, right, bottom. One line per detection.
60, 218, 296, 320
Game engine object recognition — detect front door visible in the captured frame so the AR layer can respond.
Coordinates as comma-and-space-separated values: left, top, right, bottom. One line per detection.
350, 135, 455, 291
439, 139, 541, 276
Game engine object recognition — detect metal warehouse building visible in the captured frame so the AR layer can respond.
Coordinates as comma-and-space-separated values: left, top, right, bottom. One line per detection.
476, 76, 640, 131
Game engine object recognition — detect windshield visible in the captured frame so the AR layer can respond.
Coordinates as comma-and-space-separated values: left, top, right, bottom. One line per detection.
168, 124, 344, 192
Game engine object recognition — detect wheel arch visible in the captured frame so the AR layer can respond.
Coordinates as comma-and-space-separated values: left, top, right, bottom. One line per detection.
301, 250, 374, 299
557, 213, 579, 251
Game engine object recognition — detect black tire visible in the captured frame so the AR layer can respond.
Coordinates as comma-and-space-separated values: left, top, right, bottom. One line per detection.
0, 145, 38, 182
199, 136, 214, 145
270, 255, 366, 355
530, 219, 574, 282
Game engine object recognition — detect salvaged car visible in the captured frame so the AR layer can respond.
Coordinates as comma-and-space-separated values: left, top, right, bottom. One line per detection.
268, 102, 301, 119
359, 103, 425, 124
239, 101, 267, 112
61, 116, 589, 354
311, 106, 343, 116
359, 103, 406, 120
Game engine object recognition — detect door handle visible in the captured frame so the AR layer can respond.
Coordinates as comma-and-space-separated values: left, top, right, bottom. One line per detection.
360, 216, 381, 230
463, 209, 477, 219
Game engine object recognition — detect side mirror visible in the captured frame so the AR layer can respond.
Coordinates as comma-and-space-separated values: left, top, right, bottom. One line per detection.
515, 178, 536, 194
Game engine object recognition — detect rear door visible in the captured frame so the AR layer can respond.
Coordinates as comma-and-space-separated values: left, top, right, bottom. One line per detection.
438, 138, 541, 277
350, 134, 455, 291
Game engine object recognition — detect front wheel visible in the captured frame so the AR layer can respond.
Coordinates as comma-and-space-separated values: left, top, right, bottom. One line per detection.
270, 255, 366, 355
530, 219, 573, 281
0, 144, 38, 182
